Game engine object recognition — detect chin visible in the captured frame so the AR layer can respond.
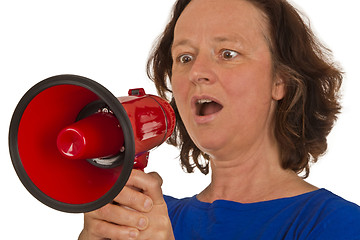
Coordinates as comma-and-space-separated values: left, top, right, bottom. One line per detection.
194, 138, 225, 157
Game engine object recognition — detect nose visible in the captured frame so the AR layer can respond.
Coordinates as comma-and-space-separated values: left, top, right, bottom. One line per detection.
189, 54, 217, 85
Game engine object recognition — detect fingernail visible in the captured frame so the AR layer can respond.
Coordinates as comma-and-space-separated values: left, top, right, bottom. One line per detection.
129, 229, 138, 239
138, 217, 147, 229
144, 198, 153, 211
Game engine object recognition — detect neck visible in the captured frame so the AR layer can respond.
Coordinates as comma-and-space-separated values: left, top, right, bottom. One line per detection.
197, 136, 317, 203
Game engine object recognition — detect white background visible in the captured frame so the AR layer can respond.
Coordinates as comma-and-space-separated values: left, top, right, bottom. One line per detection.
1, 0, 359, 239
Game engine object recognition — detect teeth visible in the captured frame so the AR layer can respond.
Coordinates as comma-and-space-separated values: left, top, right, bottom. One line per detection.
197, 99, 212, 104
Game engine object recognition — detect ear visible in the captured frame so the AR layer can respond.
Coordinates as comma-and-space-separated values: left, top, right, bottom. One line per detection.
272, 77, 286, 100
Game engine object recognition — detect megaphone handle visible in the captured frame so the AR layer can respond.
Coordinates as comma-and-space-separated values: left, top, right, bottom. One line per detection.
133, 152, 150, 171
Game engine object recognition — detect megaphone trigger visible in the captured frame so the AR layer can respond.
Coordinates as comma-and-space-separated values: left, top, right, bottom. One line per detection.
133, 152, 150, 170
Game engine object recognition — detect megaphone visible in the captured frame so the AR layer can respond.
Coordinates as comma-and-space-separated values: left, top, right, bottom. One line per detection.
8, 74, 176, 213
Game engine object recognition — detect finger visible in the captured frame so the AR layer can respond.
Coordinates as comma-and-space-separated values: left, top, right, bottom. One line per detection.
85, 217, 140, 240
126, 170, 165, 205
88, 203, 149, 230
147, 172, 163, 186
114, 185, 153, 213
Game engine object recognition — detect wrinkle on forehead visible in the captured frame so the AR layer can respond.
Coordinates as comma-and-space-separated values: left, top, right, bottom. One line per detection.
173, 0, 271, 52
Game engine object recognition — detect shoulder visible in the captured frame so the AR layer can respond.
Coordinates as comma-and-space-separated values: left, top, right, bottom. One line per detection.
163, 195, 201, 228
163, 195, 194, 214
309, 189, 360, 217
307, 189, 360, 239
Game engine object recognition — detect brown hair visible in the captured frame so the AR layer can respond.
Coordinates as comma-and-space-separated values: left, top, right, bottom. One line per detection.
147, 0, 343, 178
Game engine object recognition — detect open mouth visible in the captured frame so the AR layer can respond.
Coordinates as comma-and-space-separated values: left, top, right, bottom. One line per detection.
196, 99, 223, 116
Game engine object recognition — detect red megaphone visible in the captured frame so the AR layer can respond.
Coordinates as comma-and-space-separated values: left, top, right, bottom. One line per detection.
8, 74, 175, 213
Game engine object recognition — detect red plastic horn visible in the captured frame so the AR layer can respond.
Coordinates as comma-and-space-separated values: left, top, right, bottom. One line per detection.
8, 75, 175, 213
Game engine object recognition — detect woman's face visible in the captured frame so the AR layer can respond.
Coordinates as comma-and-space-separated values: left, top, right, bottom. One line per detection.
171, 0, 284, 160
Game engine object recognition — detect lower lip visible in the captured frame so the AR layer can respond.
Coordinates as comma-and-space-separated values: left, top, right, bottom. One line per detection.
194, 112, 220, 124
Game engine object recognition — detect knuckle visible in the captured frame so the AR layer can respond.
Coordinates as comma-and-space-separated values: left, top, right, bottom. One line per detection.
124, 188, 150, 211
152, 172, 163, 181
151, 228, 170, 240
121, 208, 134, 222
96, 204, 112, 219
127, 190, 141, 203
158, 215, 171, 227
118, 186, 144, 206
117, 205, 144, 228
149, 172, 163, 185
147, 177, 161, 189
90, 220, 107, 236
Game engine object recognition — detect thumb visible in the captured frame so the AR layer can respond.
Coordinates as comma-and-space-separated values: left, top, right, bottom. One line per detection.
144, 171, 165, 205
147, 172, 163, 187
126, 170, 165, 205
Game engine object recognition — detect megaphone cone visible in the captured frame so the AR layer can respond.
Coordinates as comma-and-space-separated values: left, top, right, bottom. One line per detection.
8, 74, 175, 213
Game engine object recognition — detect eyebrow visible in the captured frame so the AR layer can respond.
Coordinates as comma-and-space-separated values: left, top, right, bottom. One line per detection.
213, 35, 248, 46
172, 35, 247, 50
171, 39, 192, 50
213, 36, 239, 42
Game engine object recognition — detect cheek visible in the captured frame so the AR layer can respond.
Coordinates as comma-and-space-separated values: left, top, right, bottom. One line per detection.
171, 77, 190, 117
226, 66, 273, 103
223, 62, 275, 124
171, 77, 186, 102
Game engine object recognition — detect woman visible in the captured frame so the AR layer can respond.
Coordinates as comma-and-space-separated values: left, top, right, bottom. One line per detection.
79, 0, 360, 239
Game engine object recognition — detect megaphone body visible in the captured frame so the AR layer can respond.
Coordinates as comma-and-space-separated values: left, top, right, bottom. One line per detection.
9, 74, 175, 213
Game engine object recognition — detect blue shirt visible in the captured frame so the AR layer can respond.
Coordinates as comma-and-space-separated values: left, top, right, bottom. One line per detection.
164, 189, 360, 240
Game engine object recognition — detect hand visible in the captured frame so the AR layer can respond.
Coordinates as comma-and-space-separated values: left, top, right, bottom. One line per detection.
78, 170, 174, 240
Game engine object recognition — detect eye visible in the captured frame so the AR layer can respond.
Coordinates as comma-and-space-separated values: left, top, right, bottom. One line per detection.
221, 49, 239, 60
177, 54, 193, 64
